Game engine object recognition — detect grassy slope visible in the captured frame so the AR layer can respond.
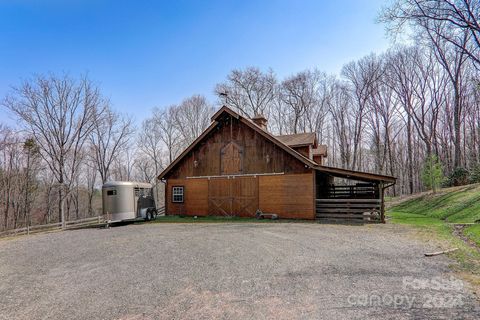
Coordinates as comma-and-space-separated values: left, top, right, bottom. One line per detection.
390, 183, 480, 223
389, 183, 480, 245
388, 184, 480, 285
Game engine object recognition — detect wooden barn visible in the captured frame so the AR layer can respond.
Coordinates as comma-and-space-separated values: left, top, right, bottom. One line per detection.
157, 106, 396, 222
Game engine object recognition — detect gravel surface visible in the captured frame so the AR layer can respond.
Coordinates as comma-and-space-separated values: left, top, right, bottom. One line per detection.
0, 222, 478, 319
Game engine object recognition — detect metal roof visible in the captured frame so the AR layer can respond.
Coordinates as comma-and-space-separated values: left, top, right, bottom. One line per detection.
102, 181, 153, 188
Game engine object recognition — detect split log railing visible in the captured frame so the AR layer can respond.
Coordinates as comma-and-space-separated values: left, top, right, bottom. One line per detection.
316, 198, 382, 222
328, 184, 377, 199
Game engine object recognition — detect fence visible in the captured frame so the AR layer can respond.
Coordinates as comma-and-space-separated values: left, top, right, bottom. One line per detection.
316, 198, 382, 222
0, 216, 104, 238
1, 206, 167, 238
157, 206, 166, 215
328, 184, 377, 199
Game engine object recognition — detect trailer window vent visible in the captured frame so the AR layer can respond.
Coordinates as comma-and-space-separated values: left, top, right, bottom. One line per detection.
134, 187, 140, 197
107, 189, 117, 196
172, 186, 184, 203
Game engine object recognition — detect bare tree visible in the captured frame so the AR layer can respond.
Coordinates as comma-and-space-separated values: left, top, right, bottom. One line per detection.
280, 69, 323, 134
137, 116, 166, 204
84, 162, 98, 216
327, 80, 355, 169
304, 73, 330, 140
89, 106, 134, 183
215, 67, 277, 118
0, 127, 18, 229
173, 95, 214, 145
138, 119, 164, 180
153, 106, 181, 164
380, 0, 480, 66
21, 138, 41, 227
133, 155, 157, 183
426, 26, 470, 168
3, 74, 102, 225
110, 143, 136, 181
385, 46, 419, 193
342, 54, 383, 170
0, 128, 41, 230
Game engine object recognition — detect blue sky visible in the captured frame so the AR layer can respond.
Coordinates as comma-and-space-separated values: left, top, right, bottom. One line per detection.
0, 0, 390, 123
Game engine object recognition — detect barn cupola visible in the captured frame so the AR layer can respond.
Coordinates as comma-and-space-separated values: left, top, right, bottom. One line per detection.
252, 114, 268, 131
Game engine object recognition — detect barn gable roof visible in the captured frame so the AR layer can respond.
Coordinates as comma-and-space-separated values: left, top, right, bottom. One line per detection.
276, 132, 317, 147
157, 106, 395, 183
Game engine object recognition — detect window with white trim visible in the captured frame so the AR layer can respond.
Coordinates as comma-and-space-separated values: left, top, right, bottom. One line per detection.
172, 186, 184, 203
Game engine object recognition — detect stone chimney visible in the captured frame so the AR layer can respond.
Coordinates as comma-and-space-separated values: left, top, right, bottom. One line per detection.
252, 114, 268, 131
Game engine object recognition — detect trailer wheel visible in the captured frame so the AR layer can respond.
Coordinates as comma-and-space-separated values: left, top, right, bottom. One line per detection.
145, 209, 152, 221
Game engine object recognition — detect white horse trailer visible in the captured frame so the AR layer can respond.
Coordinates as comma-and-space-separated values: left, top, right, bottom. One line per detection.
102, 181, 157, 223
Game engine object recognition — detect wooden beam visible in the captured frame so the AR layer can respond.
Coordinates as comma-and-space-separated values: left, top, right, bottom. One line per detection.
316, 208, 379, 213
316, 203, 381, 208
380, 182, 385, 223
186, 172, 285, 179
316, 214, 368, 219
316, 199, 381, 203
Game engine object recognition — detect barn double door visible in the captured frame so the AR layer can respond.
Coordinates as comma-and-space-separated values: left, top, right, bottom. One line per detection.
208, 177, 258, 217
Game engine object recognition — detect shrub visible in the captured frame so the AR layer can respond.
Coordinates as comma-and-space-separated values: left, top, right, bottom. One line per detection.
447, 167, 470, 186
421, 155, 443, 193
469, 163, 480, 184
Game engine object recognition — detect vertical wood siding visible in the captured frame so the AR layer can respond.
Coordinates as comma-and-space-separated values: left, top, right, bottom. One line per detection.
165, 114, 310, 179
258, 173, 314, 219
166, 173, 314, 219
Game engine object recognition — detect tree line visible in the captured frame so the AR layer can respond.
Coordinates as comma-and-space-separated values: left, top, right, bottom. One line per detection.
1, 0, 479, 230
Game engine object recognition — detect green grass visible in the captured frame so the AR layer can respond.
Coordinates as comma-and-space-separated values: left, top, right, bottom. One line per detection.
465, 224, 480, 247
390, 184, 480, 223
388, 184, 480, 247
387, 184, 480, 283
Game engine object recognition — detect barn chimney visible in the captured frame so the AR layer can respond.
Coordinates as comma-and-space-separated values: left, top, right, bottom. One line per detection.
252, 114, 268, 131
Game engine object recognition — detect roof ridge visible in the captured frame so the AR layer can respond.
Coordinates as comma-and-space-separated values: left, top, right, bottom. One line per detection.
158, 106, 318, 180
157, 105, 395, 183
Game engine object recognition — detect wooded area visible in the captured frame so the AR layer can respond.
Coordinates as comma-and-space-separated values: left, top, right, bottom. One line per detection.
1, 0, 479, 230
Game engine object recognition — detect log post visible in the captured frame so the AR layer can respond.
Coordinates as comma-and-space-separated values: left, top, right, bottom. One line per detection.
380, 182, 385, 223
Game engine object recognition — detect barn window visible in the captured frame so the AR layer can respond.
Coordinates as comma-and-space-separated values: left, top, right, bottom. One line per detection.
172, 186, 184, 203
107, 189, 117, 196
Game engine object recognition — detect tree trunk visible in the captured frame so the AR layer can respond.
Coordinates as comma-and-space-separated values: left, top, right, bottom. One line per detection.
453, 90, 462, 168
407, 116, 414, 194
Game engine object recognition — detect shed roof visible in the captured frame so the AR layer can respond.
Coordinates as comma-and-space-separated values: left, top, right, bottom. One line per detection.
314, 166, 395, 183
275, 132, 316, 147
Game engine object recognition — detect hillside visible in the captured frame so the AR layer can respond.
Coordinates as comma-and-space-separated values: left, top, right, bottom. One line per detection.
390, 183, 480, 223
388, 184, 480, 291
388, 183, 480, 247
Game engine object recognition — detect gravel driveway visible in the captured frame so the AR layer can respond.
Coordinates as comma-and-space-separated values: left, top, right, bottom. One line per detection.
0, 223, 478, 319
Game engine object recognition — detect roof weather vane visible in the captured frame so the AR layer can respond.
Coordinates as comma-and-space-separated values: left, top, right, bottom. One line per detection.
219, 91, 228, 106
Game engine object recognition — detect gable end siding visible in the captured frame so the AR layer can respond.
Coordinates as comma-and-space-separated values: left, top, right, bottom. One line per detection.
164, 114, 311, 179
